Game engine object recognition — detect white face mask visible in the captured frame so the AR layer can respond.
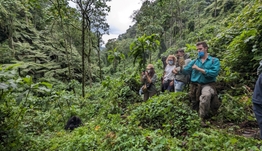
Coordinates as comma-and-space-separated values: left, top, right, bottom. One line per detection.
147, 70, 150, 73
168, 60, 174, 65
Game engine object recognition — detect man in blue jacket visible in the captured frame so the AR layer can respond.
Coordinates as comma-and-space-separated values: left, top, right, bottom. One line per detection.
253, 60, 262, 139
174, 41, 220, 126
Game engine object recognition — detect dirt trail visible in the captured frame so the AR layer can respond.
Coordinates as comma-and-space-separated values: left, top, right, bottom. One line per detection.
210, 120, 260, 139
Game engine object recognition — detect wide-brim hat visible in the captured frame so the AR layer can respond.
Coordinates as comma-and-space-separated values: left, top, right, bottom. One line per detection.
147, 64, 154, 69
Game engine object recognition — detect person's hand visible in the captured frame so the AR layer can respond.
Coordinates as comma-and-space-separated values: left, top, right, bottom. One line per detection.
170, 81, 174, 86
192, 64, 205, 74
173, 68, 178, 74
145, 71, 149, 76
192, 64, 199, 70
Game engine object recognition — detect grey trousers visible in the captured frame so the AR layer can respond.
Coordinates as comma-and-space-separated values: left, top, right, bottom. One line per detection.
199, 85, 215, 118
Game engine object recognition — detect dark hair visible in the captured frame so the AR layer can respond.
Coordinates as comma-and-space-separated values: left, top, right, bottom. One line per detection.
196, 41, 208, 48
177, 48, 184, 53
196, 41, 208, 52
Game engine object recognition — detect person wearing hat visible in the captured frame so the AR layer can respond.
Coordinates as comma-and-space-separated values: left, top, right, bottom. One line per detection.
252, 60, 262, 139
174, 48, 191, 92
177, 49, 190, 61
140, 64, 158, 101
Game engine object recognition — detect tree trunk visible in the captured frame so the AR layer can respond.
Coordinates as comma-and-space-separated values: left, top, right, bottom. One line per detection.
97, 36, 102, 80
87, 25, 93, 88
170, 1, 174, 47
175, 0, 182, 38
142, 43, 146, 70
81, 13, 85, 97
8, 16, 14, 50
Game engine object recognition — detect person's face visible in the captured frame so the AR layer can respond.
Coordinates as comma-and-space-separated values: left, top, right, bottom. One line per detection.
146, 67, 153, 73
197, 44, 206, 53
168, 57, 173, 62
167, 57, 174, 65
177, 51, 183, 57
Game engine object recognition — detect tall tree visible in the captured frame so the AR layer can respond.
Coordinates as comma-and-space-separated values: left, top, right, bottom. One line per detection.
73, 0, 110, 95
74, 0, 89, 97
49, 0, 73, 81
91, 1, 110, 81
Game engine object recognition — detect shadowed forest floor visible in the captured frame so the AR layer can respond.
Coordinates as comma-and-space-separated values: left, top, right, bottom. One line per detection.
209, 120, 260, 139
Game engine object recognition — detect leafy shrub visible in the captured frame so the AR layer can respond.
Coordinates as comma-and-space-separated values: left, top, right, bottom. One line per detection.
186, 129, 261, 151
129, 92, 200, 137
215, 93, 254, 123
0, 65, 28, 151
211, 1, 262, 87
101, 76, 142, 114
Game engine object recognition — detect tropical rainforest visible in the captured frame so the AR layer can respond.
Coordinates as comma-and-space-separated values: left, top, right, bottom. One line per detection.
1, 0, 262, 150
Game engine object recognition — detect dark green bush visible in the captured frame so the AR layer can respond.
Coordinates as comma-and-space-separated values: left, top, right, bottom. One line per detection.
129, 92, 200, 137
186, 129, 261, 150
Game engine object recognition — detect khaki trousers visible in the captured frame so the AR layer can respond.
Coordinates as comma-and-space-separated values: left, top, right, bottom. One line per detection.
199, 85, 215, 118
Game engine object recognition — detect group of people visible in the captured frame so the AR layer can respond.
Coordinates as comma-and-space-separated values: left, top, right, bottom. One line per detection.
140, 41, 262, 136
140, 41, 221, 126
161, 48, 191, 93
141, 48, 191, 98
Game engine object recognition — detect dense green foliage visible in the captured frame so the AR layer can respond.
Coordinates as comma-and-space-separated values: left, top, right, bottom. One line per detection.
1, 0, 262, 150
1, 65, 261, 150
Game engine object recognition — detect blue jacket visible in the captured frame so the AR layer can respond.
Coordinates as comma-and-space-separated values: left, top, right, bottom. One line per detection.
253, 74, 262, 104
181, 55, 220, 84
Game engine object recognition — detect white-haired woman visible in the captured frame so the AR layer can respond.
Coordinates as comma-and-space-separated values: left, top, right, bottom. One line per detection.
162, 55, 177, 92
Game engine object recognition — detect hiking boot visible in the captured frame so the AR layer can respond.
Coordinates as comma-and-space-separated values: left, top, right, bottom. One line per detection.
253, 130, 261, 140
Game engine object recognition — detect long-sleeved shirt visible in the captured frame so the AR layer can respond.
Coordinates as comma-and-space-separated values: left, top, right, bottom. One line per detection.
253, 74, 262, 104
175, 58, 192, 83
181, 55, 220, 84
257, 60, 262, 75
163, 64, 176, 81
141, 74, 157, 93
